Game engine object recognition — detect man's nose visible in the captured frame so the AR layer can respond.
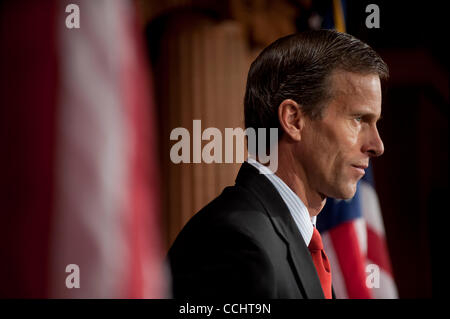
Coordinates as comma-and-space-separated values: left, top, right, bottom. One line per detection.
362, 126, 384, 157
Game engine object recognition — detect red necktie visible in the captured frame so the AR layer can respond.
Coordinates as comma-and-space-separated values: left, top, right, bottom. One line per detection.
308, 227, 332, 299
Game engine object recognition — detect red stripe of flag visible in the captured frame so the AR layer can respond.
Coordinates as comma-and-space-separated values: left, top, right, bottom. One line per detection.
0, 0, 58, 298
366, 226, 393, 276
121, 2, 164, 298
329, 221, 372, 299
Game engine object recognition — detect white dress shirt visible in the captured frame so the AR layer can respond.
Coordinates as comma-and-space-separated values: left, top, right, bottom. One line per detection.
247, 159, 316, 246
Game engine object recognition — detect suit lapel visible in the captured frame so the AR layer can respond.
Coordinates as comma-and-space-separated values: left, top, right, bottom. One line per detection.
236, 162, 325, 299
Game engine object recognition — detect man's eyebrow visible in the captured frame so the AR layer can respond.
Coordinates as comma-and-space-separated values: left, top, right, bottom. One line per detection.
350, 110, 380, 117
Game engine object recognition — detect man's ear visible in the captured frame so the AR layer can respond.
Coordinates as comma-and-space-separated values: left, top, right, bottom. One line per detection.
278, 99, 304, 142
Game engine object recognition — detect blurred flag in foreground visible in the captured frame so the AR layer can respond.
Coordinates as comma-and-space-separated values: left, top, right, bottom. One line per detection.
317, 165, 398, 298
0, 0, 167, 298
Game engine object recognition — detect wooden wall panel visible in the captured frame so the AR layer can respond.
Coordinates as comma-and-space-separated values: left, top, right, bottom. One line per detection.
155, 16, 250, 250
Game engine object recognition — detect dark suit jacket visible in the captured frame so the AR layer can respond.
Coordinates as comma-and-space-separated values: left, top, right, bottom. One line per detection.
168, 162, 334, 299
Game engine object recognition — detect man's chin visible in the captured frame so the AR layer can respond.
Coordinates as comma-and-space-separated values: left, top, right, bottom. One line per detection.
331, 184, 357, 200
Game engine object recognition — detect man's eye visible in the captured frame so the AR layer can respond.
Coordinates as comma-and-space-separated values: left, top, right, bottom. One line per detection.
355, 116, 362, 122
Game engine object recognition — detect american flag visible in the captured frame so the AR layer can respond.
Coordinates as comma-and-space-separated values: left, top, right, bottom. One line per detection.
0, 0, 166, 298
317, 165, 398, 298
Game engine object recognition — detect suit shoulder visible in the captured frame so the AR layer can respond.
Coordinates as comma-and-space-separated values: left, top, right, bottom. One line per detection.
169, 184, 276, 252
193, 184, 272, 234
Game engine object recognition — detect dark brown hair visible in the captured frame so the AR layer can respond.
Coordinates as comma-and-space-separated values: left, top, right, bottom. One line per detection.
244, 29, 389, 146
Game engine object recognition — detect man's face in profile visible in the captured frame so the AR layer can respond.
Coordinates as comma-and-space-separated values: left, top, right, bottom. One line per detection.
298, 70, 384, 199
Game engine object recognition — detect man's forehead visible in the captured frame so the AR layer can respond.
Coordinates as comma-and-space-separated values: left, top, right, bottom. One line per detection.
325, 70, 382, 117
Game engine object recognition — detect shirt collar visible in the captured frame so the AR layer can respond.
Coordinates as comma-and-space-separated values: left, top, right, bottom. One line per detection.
247, 159, 315, 246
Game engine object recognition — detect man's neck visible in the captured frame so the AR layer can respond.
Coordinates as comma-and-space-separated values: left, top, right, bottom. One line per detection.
272, 149, 326, 218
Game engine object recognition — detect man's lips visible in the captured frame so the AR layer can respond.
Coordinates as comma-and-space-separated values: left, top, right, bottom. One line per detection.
351, 164, 368, 175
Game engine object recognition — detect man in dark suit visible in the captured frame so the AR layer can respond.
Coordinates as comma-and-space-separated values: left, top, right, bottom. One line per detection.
168, 30, 388, 298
